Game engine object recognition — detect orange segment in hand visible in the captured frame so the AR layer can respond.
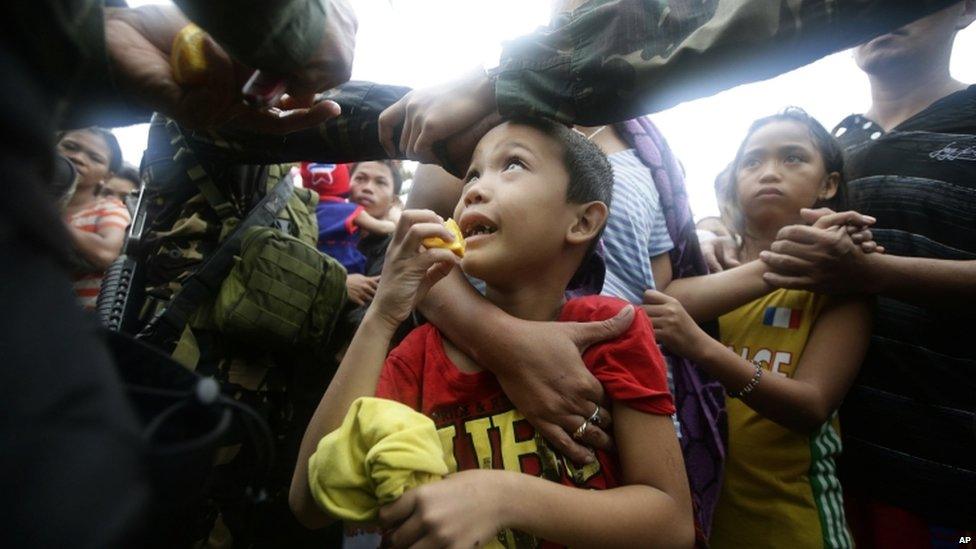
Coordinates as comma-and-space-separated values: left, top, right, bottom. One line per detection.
422, 218, 465, 258
171, 23, 208, 86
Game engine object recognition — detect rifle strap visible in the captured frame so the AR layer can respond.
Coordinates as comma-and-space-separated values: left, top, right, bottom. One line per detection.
136, 175, 295, 349
165, 120, 238, 222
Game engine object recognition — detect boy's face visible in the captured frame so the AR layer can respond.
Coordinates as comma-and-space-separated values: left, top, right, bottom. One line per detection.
453, 122, 578, 287
350, 161, 396, 218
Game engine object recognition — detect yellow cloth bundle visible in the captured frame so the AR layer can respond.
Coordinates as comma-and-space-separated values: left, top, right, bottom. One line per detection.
308, 397, 449, 522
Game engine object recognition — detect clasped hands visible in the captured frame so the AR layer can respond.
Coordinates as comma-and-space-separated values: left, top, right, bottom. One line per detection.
700, 208, 883, 295
760, 207, 883, 295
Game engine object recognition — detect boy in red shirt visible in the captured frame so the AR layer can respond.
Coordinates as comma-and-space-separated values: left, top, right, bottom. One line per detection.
291, 118, 694, 548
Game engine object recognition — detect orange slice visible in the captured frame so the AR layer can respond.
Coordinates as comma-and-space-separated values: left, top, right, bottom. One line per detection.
171, 23, 208, 86
422, 218, 465, 258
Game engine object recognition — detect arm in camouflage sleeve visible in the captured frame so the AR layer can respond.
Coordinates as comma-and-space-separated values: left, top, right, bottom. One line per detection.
496, 0, 959, 124
379, 0, 959, 165
22, 0, 353, 130
182, 81, 411, 164
174, 0, 356, 100
174, 0, 325, 73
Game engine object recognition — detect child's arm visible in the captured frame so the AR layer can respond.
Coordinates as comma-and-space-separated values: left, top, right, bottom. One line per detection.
378, 403, 695, 549
67, 220, 127, 271
353, 209, 396, 235
656, 219, 884, 321
654, 259, 772, 322
650, 251, 673, 290
288, 210, 459, 529
645, 290, 872, 432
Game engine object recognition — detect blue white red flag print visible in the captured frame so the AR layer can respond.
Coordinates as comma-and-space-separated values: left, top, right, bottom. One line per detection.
762, 307, 802, 329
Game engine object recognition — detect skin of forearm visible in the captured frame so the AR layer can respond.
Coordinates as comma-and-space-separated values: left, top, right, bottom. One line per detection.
663, 260, 771, 322
871, 254, 976, 310
355, 211, 396, 235
68, 226, 123, 270
695, 337, 832, 433
289, 308, 398, 529
416, 269, 519, 372
404, 165, 464, 219
499, 472, 692, 548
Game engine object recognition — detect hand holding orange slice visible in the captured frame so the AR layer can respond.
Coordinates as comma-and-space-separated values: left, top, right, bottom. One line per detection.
422, 218, 465, 258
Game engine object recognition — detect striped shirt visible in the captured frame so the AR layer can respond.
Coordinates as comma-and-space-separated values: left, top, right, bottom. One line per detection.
601, 149, 673, 303
67, 197, 130, 309
830, 86, 976, 523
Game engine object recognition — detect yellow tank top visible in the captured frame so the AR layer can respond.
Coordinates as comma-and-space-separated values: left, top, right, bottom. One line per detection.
710, 289, 852, 549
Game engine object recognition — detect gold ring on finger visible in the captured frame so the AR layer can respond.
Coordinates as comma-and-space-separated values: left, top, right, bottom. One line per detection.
572, 419, 589, 440
587, 404, 601, 427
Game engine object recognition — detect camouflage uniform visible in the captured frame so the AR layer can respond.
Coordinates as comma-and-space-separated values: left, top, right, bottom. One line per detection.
134, 82, 409, 546
0, 1, 337, 546
136, 120, 324, 547
494, 0, 959, 124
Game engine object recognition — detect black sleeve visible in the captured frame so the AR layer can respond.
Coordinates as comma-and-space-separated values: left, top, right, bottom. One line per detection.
182, 81, 411, 164
0, 243, 150, 548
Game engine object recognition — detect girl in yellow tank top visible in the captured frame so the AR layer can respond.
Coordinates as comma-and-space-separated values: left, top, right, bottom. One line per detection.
644, 108, 875, 548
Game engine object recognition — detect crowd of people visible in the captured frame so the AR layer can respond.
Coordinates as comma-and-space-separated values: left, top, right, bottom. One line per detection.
2, 0, 974, 548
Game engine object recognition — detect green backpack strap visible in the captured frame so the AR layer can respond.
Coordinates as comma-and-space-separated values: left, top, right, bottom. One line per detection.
165, 119, 238, 222
136, 176, 295, 351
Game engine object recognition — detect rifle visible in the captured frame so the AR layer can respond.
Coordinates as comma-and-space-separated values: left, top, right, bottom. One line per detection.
96, 178, 150, 333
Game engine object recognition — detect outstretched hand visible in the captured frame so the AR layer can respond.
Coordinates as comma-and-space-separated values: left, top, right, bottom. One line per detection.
802, 207, 885, 254
378, 69, 498, 172
491, 306, 633, 465
700, 234, 742, 273
104, 5, 344, 133
345, 274, 379, 306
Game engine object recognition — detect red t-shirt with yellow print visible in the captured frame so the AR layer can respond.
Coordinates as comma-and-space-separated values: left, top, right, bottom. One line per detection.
375, 295, 674, 548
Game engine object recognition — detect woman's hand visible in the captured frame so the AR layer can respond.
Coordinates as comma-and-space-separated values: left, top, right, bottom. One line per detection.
379, 469, 507, 549
371, 210, 460, 328
345, 273, 379, 306
642, 290, 710, 360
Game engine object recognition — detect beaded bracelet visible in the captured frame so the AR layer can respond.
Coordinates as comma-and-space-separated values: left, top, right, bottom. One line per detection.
728, 362, 764, 399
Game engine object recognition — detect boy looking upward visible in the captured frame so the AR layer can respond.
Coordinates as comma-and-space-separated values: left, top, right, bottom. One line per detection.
290, 118, 694, 548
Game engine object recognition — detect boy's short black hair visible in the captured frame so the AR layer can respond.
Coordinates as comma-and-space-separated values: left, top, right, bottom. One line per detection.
506, 117, 614, 211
